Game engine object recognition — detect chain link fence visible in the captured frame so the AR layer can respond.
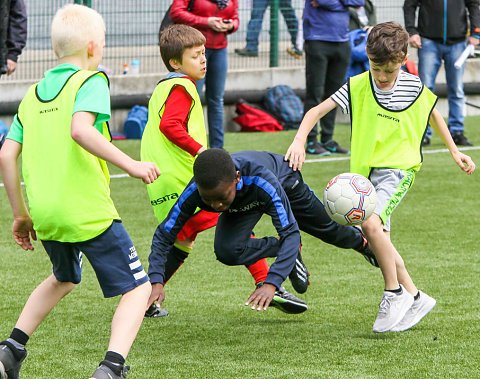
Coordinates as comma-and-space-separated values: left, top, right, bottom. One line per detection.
2, 0, 402, 81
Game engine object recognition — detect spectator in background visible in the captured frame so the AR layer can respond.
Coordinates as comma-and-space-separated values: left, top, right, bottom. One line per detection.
349, 0, 375, 31
303, 0, 364, 156
404, 0, 480, 147
345, 0, 376, 80
171, 0, 239, 149
234, 0, 302, 58
0, 0, 27, 77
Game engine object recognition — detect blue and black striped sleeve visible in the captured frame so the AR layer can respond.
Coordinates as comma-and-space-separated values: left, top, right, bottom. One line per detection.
250, 172, 301, 289
148, 182, 200, 284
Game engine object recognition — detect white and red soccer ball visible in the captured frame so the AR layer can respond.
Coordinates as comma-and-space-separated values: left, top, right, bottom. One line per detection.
323, 173, 377, 226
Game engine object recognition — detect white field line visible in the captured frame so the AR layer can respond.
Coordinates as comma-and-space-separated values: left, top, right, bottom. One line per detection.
1, 146, 479, 187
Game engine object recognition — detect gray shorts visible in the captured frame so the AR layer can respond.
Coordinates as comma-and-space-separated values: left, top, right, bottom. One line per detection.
369, 168, 415, 231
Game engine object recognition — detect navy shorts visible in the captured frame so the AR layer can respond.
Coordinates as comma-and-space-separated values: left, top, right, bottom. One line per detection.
41, 220, 149, 298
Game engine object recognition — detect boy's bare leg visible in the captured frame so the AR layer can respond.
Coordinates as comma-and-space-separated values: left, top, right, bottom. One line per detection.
108, 281, 151, 358
387, 235, 418, 295
15, 274, 76, 336
361, 215, 399, 290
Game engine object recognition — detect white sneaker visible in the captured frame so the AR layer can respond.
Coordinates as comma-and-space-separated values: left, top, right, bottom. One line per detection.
390, 291, 436, 332
373, 285, 414, 333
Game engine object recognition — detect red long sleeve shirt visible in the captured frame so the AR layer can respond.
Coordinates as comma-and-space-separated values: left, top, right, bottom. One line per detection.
159, 79, 204, 156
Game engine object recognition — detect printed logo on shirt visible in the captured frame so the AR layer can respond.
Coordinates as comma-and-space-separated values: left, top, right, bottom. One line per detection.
228, 200, 264, 213
377, 112, 399, 124
39, 107, 59, 114
151, 192, 179, 206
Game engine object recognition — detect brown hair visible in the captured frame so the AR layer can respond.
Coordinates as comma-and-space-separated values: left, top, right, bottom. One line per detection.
366, 22, 409, 66
159, 24, 206, 72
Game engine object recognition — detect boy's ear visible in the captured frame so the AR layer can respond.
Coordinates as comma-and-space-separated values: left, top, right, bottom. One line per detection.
402, 53, 409, 65
87, 41, 95, 57
234, 171, 241, 184
169, 58, 181, 70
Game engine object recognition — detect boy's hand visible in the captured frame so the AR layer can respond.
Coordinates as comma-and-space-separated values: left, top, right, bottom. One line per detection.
452, 151, 476, 175
147, 282, 166, 309
245, 283, 276, 311
12, 217, 36, 251
285, 138, 306, 171
127, 161, 161, 184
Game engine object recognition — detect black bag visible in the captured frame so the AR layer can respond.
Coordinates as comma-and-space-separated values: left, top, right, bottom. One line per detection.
159, 0, 196, 35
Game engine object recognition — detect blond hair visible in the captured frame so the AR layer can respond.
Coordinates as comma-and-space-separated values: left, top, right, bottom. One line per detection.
51, 4, 105, 59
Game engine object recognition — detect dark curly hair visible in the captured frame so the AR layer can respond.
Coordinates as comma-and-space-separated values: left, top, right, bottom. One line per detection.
193, 149, 236, 190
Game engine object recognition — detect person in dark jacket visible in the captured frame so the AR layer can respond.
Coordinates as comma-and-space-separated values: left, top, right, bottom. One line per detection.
349, 0, 375, 31
147, 149, 378, 312
302, 0, 364, 157
404, 0, 480, 146
0, 0, 27, 77
171, 0, 238, 149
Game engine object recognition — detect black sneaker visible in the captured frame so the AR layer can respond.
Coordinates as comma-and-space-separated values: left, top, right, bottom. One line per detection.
145, 303, 169, 318
322, 140, 350, 154
422, 136, 431, 146
234, 47, 258, 57
0, 342, 27, 379
288, 247, 310, 293
452, 131, 473, 146
286, 45, 303, 59
90, 363, 130, 379
354, 228, 379, 267
256, 282, 308, 314
306, 140, 331, 156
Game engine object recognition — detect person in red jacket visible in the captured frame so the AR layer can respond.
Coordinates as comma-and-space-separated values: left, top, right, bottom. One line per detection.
171, 0, 239, 149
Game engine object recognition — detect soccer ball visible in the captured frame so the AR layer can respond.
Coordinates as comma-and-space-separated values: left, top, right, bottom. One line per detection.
323, 173, 377, 226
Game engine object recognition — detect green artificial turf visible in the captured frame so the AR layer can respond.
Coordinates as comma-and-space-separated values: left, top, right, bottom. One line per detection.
0, 117, 479, 378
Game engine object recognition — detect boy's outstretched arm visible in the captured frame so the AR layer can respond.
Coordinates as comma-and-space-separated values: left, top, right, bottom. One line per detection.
71, 111, 161, 183
285, 98, 337, 171
0, 139, 37, 250
429, 109, 476, 175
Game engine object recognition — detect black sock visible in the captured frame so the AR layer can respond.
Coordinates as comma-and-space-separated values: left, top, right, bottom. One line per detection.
414, 291, 420, 301
385, 286, 402, 294
10, 328, 29, 347
105, 351, 125, 366
101, 351, 125, 376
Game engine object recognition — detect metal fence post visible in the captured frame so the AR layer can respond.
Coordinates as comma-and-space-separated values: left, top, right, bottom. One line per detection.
269, 0, 279, 67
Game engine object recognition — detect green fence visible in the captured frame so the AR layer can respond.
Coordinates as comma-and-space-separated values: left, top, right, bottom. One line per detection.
2, 0, 403, 82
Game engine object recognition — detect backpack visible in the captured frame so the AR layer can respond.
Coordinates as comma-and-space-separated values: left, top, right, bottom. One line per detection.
233, 99, 283, 132
262, 85, 303, 130
159, 0, 196, 35
124, 105, 148, 139
0, 120, 8, 150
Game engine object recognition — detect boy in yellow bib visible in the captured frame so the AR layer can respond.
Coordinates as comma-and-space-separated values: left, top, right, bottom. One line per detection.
141, 25, 277, 317
0, 5, 160, 379
285, 22, 475, 333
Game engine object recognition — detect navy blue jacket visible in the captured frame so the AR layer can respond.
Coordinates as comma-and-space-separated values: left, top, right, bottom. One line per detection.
148, 151, 302, 290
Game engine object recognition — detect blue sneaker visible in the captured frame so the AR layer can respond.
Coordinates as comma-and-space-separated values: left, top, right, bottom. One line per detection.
322, 140, 350, 154
306, 141, 330, 156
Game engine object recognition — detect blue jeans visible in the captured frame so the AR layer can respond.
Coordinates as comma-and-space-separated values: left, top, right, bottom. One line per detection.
196, 47, 227, 149
418, 38, 466, 138
245, 0, 298, 52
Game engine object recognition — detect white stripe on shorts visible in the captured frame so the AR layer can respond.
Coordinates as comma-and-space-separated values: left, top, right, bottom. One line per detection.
129, 260, 141, 270
134, 269, 147, 281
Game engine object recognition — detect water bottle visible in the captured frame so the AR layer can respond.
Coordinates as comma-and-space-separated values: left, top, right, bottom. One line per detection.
122, 63, 129, 75
130, 58, 140, 75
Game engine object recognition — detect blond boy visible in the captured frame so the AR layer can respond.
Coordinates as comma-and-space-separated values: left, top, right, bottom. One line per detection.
0, 5, 160, 379
286, 22, 475, 333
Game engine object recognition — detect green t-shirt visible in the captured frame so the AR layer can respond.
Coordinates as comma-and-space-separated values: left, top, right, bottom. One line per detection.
12, 66, 119, 242
7, 63, 110, 143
